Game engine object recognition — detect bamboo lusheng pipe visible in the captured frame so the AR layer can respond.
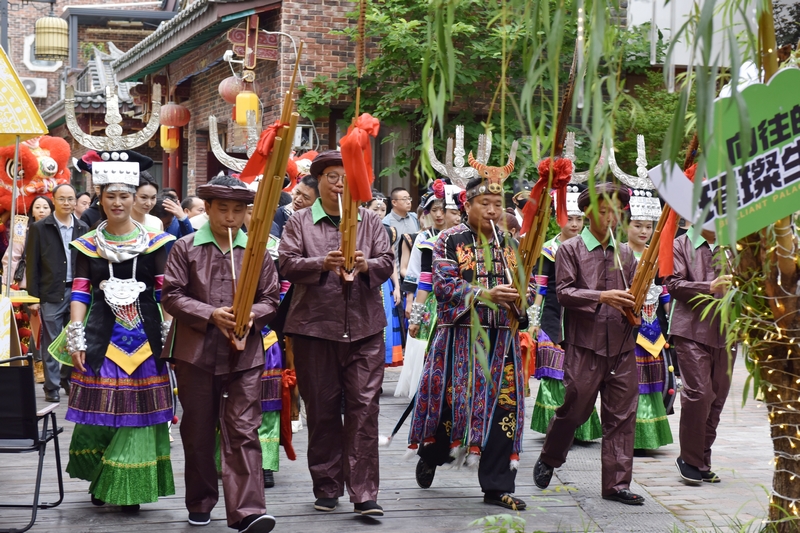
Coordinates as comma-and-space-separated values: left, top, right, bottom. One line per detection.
229, 44, 304, 345
510, 190, 553, 334
623, 205, 672, 326
338, 0, 368, 283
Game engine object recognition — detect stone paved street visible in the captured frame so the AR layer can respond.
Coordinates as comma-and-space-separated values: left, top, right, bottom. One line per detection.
1, 353, 775, 532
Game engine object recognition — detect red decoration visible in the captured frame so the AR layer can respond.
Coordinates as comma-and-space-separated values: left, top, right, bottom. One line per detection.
658, 163, 697, 277
172, 416, 179, 425
668, 388, 675, 395
340, 113, 381, 203
432, 179, 445, 199
280, 369, 297, 461
218, 76, 244, 104
240, 121, 287, 183
160, 102, 191, 128
521, 157, 573, 234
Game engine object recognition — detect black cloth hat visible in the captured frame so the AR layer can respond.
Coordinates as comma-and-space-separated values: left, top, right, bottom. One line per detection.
309, 150, 343, 178
577, 182, 630, 212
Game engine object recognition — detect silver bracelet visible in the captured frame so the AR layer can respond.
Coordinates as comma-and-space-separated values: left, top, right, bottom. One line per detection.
409, 302, 426, 325
527, 303, 542, 329
66, 321, 87, 354
161, 320, 172, 345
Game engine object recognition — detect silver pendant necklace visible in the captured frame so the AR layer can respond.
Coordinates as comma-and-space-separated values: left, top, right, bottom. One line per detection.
99, 256, 146, 329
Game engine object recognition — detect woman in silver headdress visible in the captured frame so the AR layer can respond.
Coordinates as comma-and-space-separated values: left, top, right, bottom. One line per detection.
53, 151, 176, 511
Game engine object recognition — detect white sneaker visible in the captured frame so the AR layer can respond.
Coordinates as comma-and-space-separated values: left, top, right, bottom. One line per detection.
291, 420, 303, 433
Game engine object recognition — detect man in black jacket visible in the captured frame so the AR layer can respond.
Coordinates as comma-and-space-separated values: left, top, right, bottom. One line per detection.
26, 184, 89, 402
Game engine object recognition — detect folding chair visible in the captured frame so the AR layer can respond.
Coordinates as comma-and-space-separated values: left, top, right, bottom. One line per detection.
0, 355, 64, 533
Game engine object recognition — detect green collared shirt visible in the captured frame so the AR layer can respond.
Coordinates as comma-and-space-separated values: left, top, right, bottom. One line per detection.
192, 223, 248, 252
687, 226, 718, 251
580, 227, 613, 251
310, 198, 361, 225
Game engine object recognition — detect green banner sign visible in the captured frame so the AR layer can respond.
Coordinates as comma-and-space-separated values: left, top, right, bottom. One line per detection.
700, 67, 800, 245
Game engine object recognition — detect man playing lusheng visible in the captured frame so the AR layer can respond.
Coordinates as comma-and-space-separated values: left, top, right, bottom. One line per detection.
666, 227, 733, 485
408, 169, 531, 512
533, 183, 644, 505
162, 175, 280, 533
279, 150, 394, 516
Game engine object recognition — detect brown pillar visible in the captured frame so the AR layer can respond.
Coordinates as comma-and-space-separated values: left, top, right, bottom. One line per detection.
169, 127, 183, 193
162, 149, 170, 189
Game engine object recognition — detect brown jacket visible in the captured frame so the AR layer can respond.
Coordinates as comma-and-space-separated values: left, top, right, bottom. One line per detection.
279, 203, 394, 342
161, 229, 280, 375
556, 229, 638, 356
665, 233, 726, 348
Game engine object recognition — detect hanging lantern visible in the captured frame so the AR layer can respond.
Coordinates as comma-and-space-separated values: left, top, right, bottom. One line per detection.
219, 76, 244, 104
235, 90, 259, 126
34, 15, 69, 61
160, 125, 180, 153
160, 101, 191, 128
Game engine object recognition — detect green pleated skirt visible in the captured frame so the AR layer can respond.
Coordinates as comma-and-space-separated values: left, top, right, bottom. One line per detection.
66, 423, 175, 506
531, 377, 602, 441
634, 391, 674, 449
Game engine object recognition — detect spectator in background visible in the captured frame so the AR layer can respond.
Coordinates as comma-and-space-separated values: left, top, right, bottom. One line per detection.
163, 188, 180, 202
182, 196, 205, 220
26, 185, 89, 402
75, 192, 92, 219
382, 187, 418, 236
133, 172, 164, 231
162, 195, 194, 239
271, 175, 319, 238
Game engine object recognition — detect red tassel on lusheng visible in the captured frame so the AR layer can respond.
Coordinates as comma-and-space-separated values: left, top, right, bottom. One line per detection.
240, 121, 285, 183
340, 113, 380, 203
279, 369, 297, 461
658, 164, 696, 277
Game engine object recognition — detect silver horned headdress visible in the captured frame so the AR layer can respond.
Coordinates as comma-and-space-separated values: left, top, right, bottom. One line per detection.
427, 125, 492, 189
608, 135, 661, 221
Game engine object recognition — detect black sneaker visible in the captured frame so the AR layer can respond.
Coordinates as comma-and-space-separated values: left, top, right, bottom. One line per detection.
675, 457, 702, 484
701, 470, 721, 483
263, 469, 274, 488
44, 390, 60, 403
90, 495, 105, 507
533, 456, 554, 489
354, 500, 384, 516
415, 458, 436, 489
188, 512, 211, 526
602, 489, 645, 505
237, 514, 276, 533
314, 497, 338, 512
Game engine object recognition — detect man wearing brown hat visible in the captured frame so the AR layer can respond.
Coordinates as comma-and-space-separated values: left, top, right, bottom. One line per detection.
533, 182, 644, 505
278, 150, 394, 516
162, 175, 280, 532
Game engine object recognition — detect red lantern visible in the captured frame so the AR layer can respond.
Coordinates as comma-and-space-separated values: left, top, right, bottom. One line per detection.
219, 76, 244, 104
160, 101, 191, 128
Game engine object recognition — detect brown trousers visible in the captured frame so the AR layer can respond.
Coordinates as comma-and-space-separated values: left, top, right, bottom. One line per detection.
540, 345, 638, 496
674, 336, 735, 471
293, 333, 384, 503
175, 361, 265, 527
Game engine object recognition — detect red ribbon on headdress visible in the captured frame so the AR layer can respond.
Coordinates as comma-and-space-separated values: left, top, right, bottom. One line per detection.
521, 158, 574, 235
340, 113, 380, 203
658, 163, 697, 277
240, 121, 287, 184
280, 368, 297, 461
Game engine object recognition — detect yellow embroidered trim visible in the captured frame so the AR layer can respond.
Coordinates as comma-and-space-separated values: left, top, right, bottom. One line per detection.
636, 333, 666, 357
500, 412, 517, 439
263, 330, 279, 350
105, 341, 153, 375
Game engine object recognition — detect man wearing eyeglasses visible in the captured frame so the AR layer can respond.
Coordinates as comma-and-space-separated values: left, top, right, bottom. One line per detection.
279, 150, 394, 517
26, 184, 89, 402
382, 187, 418, 236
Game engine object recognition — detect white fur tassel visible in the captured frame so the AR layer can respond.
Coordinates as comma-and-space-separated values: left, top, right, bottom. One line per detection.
378, 435, 392, 447
402, 447, 418, 461
509, 459, 520, 471
465, 452, 480, 469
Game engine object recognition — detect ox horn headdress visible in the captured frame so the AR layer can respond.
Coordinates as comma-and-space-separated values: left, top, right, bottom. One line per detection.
608, 134, 661, 221
465, 137, 518, 200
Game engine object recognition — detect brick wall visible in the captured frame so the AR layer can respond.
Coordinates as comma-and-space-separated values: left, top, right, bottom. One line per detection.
6, 0, 159, 111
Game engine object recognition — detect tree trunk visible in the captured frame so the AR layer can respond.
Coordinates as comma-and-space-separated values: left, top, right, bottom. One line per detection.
738, 231, 800, 531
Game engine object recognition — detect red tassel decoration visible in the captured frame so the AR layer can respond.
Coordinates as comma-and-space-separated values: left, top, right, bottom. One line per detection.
340, 113, 380, 203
